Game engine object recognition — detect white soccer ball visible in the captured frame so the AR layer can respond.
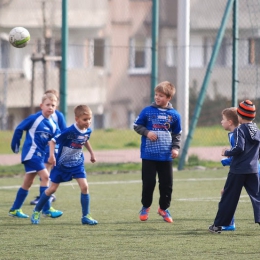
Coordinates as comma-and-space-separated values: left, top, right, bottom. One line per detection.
9, 27, 30, 48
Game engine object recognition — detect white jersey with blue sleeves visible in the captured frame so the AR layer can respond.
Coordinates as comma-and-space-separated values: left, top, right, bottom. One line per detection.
52, 123, 91, 168
11, 113, 60, 162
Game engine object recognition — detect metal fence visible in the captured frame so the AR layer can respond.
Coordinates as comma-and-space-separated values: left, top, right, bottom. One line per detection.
1, 0, 260, 163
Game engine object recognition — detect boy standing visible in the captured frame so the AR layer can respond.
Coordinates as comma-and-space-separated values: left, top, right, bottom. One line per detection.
220, 107, 239, 231
31, 105, 98, 225
134, 81, 181, 223
209, 100, 260, 233
9, 93, 62, 218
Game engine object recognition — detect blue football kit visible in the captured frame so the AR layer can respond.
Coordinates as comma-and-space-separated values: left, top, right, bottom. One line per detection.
50, 123, 92, 183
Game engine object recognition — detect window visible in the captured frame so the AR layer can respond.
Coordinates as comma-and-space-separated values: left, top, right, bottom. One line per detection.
248, 38, 260, 65
129, 37, 151, 74
166, 39, 177, 67
87, 38, 108, 69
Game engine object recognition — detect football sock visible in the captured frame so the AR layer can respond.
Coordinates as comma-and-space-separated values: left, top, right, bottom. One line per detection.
81, 193, 90, 216
10, 187, 28, 210
36, 187, 51, 212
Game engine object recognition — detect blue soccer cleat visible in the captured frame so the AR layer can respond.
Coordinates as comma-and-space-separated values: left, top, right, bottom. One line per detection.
31, 210, 41, 224
222, 224, 236, 231
8, 209, 29, 218
82, 214, 98, 225
42, 207, 63, 218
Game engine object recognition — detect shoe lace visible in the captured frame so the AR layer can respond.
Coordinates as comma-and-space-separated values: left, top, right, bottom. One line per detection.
33, 211, 40, 220
140, 207, 148, 215
86, 214, 94, 220
49, 207, 56, 212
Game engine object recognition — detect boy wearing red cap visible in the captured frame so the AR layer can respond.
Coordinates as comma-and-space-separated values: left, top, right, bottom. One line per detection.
209, 100, 260, 233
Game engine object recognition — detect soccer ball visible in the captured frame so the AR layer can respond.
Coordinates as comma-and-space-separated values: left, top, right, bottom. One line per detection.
9, 27, 30, 48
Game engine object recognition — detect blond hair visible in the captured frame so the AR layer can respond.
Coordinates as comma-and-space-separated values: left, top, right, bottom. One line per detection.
45, 89, 60, 104
222, 107, 239, 127
74, 105, 92, 117
154, 81, 176, 98
42, 93, 57, 103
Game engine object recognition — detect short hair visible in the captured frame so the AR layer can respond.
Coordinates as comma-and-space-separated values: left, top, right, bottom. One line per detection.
154, 81, 176, 98
42, 93, 57, 103
45, 89, 60, 104
74, 105, 92, 118
222, 107, 239, 126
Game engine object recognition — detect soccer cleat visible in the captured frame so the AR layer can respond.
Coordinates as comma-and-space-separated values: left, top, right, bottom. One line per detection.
82, 214, 98, 225
30, 194, 56, 205
158, 208, 173, 223
222, 224, 236, 231
8, 209, 29, 218
31, 210, 41, 224
208, 224, 222, 234
139, 207, 150, 221
42, 207, 63, 218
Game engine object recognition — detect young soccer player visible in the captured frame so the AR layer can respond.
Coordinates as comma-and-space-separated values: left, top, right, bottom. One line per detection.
9, 93, 63, 218
30, 105, 98, 225
134, 81, 181, 223
209, 100, 260, 233
30, 89, 67, 205
220, 107, 239, 231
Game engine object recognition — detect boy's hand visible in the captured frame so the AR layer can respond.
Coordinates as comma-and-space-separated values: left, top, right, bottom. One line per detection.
221, 148, 228, 156
90, 154, 96, 163
147, 131, 158, 141
48, 154, 56, 167
172, 149, 179, 159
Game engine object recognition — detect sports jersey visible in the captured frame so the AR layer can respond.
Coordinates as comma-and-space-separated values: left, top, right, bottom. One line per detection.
224, 123, 260, 174
11, 113, 60, 162
52, 123, 91, 169
221, 132, 235, 166
133, 102, 182, 161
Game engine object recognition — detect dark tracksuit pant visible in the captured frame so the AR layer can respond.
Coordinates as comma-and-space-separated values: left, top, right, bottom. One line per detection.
141, 159, 173, 210
214, 172, 260, 226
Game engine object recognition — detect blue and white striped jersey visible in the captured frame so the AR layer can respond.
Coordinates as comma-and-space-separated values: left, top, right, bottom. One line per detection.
11, 113, 60, 162
52, 123, 92, 168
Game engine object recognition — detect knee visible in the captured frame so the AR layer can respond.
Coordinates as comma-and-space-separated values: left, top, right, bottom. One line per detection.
81, 184, 89, 194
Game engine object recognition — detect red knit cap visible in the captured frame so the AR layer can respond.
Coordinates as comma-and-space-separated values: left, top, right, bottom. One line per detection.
237, 100, 256, 120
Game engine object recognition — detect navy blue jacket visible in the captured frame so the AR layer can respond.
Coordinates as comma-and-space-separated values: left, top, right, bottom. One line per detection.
224, 123, 260, 174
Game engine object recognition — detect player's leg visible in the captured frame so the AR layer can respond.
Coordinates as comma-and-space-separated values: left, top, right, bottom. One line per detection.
244, 173, 260, 223
209, 172, 243, 233
30, 161, 56, 205
76, 178, 98, 225
157, 161, 173, 223
31, 168, 62, 224
9, 171, 38, 218
139, 159, 157, 221
220, 188, 236, 231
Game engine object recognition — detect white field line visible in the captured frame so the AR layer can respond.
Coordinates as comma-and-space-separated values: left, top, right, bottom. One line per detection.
0, 177, 227, 190
0, 177, 250, 202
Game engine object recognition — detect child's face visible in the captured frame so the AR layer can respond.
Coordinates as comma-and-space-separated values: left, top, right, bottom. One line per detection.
75, 113, 92, 130
221, 114, 232, 131
40, 98, 57, 118
154, 91, 171, 108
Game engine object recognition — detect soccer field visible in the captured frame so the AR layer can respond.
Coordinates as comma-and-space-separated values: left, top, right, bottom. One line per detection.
1, 169, 259, 260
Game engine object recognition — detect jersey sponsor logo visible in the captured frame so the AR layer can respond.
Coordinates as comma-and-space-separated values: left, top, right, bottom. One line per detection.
158, 115, 166, 119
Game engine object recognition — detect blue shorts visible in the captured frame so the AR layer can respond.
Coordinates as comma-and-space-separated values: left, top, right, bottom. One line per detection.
50, 164, 86, 183
23, 158, 46, 174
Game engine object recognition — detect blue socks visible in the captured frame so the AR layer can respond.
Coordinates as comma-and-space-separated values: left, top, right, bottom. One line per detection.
81, 193, 90, 216
10, 187, 28, 210
35, 187, 51, 212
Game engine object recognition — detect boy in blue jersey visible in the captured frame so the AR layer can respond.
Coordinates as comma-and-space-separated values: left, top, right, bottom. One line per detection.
9, 93, 63, 219
209, 100, 260, 233
30, 89, 67, 205
134, 81, 181, 223
31, 105, 98, 225
219, 107, 239, 231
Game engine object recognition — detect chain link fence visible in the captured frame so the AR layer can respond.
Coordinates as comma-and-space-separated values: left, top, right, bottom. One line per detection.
1, 0, 260, 162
